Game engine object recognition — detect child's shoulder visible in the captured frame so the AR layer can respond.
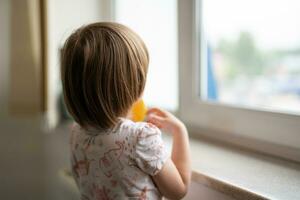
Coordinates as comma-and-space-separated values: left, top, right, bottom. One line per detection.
120, 118, 162, 138
122, 119, 168, 176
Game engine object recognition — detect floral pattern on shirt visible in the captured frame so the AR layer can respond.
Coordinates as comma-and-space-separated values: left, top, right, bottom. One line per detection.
70, 118, 169, 200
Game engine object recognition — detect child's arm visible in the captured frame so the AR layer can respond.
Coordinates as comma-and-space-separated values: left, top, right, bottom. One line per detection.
147, 108, 191, 199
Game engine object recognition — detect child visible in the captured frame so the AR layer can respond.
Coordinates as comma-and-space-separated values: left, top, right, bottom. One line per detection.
61, 22, 191, 200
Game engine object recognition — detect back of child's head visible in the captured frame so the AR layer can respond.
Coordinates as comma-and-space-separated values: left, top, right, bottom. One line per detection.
61, 22, 149, 130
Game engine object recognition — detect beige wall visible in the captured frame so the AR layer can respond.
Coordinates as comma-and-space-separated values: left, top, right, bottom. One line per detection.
0, 0, 11, 118
9, 0, 42, 116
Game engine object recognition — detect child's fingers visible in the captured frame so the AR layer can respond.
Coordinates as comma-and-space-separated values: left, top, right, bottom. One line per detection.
146, 114, 165, 128
147, 107, 164, 115
147, 114, 165, 123
148, 121, 163, 129
147, 107, 167, 117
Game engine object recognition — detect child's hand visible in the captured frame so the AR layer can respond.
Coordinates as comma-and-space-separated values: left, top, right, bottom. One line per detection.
146, 108, 186, 135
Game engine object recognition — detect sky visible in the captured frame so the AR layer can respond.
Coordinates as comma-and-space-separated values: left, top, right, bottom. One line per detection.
203, 0, 300, 50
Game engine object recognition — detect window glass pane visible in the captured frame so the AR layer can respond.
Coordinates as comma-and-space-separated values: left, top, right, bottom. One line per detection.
115, 0, 178, 111
202, 0, 300, 114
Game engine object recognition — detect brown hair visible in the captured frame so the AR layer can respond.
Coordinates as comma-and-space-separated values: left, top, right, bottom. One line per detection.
61, 22, 149, 130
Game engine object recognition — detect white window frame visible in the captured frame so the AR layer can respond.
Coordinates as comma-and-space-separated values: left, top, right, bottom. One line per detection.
178, 0, 300, 161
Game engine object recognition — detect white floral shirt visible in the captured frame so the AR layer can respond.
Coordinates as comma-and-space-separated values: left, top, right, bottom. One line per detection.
70, 118, 169, 200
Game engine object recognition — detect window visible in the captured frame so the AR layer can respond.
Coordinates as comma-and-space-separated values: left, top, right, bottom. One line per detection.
114, 0, 178, 111
179, 0, 300, 161
202, 0, 300, 114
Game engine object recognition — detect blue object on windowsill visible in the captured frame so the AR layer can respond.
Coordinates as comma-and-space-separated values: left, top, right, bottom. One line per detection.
207, 45, 218, 101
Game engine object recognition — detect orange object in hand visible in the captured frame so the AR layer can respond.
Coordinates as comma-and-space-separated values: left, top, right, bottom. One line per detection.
130, 99, 147, 122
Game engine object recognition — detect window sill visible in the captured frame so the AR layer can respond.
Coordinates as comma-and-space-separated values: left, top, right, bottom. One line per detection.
162, 133, 300, 199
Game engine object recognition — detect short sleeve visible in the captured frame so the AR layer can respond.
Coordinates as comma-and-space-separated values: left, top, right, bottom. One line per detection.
134, 123, 169, 176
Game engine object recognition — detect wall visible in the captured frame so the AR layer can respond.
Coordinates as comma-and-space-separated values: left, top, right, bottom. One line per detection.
9, 0, 42, 116
0, 0, 11, 119
0, 0, 42, 119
